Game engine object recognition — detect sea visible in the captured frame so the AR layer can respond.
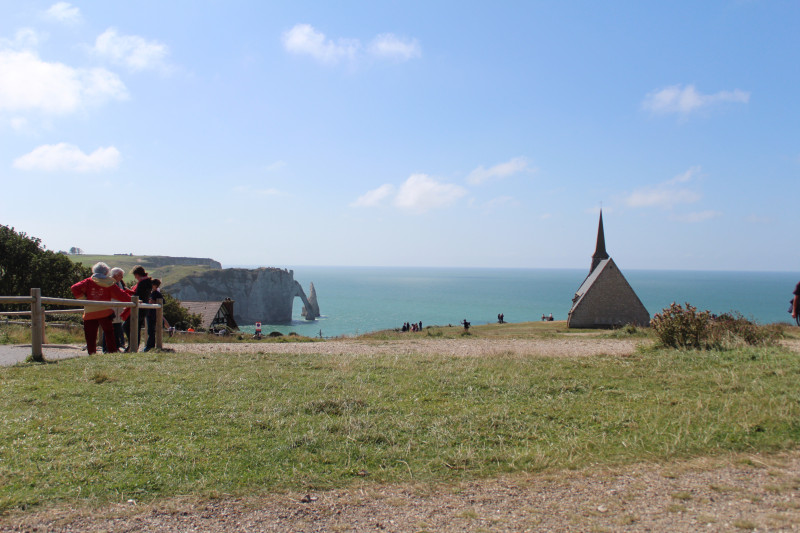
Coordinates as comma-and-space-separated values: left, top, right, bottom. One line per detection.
230, 266, 800, 338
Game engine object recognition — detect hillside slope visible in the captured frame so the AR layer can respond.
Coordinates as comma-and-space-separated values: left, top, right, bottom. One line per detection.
68, 254, 220, 287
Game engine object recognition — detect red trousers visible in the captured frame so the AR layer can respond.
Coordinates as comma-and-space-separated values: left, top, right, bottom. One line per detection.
84, 315, 116, 355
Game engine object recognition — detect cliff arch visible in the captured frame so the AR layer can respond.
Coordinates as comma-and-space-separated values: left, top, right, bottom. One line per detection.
164, 267, 317, 325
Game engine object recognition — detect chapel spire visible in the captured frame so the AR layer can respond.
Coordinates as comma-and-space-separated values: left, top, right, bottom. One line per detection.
590, 209, 609, 273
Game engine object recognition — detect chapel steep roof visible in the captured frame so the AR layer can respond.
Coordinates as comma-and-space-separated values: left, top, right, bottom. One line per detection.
590, 209, 609, 273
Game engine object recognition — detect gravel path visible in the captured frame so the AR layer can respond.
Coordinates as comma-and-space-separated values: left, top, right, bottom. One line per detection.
2, 451, 798, 532
168, 337, 646, 358
0, 344, 85, 366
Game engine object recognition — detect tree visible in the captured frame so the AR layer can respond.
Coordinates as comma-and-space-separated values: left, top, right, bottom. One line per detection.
161, 292, 201, 330
68, 247, 83, 255
0, 225, 91, 300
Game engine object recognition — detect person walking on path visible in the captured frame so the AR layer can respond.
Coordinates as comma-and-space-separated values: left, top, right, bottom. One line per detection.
71, 262, 131, 355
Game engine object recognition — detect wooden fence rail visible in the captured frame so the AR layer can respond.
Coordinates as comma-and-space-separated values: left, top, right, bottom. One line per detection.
0, 288, 162, 363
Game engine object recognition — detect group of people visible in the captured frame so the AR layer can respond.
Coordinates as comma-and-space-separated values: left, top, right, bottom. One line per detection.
541, 313, 554, 321
70, 262, 168, 355
401, 321, 423, 332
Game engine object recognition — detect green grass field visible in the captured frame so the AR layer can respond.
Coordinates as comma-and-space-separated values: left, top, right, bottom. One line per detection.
1, 330, 798, 513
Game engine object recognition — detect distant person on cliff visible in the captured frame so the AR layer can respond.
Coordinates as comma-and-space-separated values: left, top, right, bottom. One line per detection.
792, 281, 800, 323
122, 265, 153, 352
71, 262, 131, 355
144, 278, 167, 352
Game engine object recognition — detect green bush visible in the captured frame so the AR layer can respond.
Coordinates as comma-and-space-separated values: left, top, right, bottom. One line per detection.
707, 312, 781, 349
652, 303, 779, 349
161, 292, 201, 330
0, 225, 91, 305
651, 302, 710, 349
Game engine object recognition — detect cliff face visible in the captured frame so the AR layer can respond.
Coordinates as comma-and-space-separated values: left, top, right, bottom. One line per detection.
164, 267, 317, 325
302, 282, 320, 318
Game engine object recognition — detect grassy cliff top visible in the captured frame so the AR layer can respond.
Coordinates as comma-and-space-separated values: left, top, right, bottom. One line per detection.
68, 254, 218, 287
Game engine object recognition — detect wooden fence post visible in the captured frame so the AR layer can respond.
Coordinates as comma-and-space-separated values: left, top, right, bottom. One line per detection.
155, 298, 163, 349
30, 288, 44, 362
40, 306, 48, 345
129, 296, 139, 352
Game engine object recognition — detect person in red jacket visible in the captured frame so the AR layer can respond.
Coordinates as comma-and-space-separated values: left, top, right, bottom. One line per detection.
71, 262, 131, 355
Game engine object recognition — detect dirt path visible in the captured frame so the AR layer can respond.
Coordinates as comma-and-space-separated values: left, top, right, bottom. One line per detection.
168, 336, 647, 358
2, 450, 798, 532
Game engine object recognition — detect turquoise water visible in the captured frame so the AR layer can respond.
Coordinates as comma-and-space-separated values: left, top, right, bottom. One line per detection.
233, 267, 799, 337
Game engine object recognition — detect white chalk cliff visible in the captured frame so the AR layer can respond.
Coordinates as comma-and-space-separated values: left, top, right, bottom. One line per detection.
164, 267, 318, 325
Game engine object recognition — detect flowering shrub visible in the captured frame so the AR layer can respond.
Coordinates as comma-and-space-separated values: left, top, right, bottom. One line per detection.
707, 312, 781, 348
652, 303, 780, 349
651, 302, 710, 348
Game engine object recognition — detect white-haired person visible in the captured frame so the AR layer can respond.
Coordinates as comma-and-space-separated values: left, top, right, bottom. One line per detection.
100, 267, 128, 353
71, 262, 131, 355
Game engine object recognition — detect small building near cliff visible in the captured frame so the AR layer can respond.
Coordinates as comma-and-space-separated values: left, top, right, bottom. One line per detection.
180, 298, 239, 331
567, 211, 650, 328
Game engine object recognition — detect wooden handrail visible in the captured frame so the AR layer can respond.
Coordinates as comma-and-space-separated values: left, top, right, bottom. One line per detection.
0, 296, 33, 304
1, 289, 164, 360
40, 296, 159, 309
0, 309, 84, 316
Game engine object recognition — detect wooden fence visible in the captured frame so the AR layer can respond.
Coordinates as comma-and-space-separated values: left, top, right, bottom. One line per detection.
0, 288, 163, 362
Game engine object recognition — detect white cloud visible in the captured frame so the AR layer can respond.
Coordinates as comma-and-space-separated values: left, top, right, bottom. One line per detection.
93, 28, 169, 72
642, 84, 749, 115
666, 165, 701, 185
1, 28, 41, 50
263, 160, 287, 172
671, 211, 722, 223
233, 185, 282, 196
283, 24, 421, 65
44, 2, 81, 24
626, 188, 700, 208
745, 214, 773, 224
9, 117, 28, 131
13, 143, 121, 172
394, 174, 467, 213
483, 196, 519, 210
282, 24, 359, 65
368, 34, 421, 61
467, 156, 533, 185
0, 49, 128, 115
351, 184, 395, 207
625, 167, 704, 209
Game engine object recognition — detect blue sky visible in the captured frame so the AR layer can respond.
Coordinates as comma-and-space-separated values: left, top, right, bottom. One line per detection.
1, 1, 797, 271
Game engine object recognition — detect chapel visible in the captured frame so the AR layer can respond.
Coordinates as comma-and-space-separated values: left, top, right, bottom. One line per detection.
567, 211, 650, 328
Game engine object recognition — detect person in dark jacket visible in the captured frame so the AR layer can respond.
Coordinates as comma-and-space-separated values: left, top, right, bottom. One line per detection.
144, 278, 166, 352
122, 265, 152, 352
